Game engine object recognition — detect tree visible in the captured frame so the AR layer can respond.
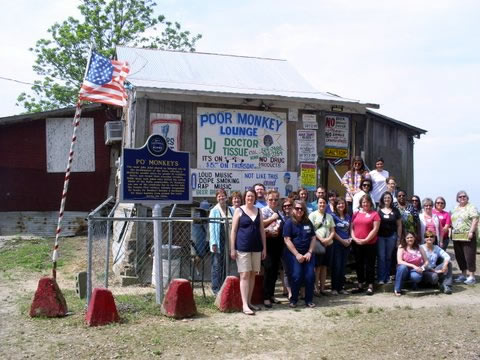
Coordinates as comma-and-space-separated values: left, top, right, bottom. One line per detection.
17, 0, 201, 113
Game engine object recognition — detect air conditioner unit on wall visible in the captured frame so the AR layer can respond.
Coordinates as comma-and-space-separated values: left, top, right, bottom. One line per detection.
104, 121, 123, 145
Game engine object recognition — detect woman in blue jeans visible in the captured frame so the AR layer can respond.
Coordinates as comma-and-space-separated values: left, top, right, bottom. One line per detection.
377, 191, 402, 284
283, 200, 317, 308
394, 232, 429, 296
330, 197, 352, 295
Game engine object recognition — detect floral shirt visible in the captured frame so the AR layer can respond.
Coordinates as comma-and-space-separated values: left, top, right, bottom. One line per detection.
451, 203, 479, 234
261, 206, 282, 236
395, 203, 419, 236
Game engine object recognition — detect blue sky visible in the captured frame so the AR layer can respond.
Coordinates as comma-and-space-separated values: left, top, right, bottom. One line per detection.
1, 0, 478, 210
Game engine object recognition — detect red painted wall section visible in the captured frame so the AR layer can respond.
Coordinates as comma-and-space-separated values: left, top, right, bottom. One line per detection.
0, 109, 112, 212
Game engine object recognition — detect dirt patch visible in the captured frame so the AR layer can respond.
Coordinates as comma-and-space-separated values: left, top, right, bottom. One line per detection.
1, 237, 480, 359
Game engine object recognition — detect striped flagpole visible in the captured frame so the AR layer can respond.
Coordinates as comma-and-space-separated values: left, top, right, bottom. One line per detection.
52, 101, 83, 279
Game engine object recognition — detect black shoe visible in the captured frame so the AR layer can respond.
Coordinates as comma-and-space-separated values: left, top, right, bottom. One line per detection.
263, 301, 272, 308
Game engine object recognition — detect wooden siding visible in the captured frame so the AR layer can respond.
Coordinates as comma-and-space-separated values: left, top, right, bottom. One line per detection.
0, 109, 113, 212
0, 211, 87, 237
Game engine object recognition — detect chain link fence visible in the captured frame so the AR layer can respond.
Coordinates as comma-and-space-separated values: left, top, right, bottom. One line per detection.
86, 197, 236, 305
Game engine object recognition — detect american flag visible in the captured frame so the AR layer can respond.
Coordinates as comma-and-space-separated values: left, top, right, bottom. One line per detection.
79, 52, 130, 107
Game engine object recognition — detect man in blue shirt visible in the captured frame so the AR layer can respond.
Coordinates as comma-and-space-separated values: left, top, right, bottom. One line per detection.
254, 183, 267, 208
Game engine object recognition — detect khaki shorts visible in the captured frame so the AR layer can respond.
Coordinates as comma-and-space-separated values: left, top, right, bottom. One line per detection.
236, 251, 261, 273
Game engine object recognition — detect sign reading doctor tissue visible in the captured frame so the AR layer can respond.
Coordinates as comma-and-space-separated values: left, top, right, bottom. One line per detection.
197, 108, 287, 171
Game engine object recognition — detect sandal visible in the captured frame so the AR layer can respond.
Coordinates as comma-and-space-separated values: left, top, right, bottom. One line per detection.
243, 309, 255, 315
313, 289, 321, 297
248, 304, 261, 311
306, 302, 316, 308
394, 290, 402, 297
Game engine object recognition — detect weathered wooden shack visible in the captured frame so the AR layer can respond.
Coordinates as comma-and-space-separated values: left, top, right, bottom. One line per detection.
0, 104, 121, 236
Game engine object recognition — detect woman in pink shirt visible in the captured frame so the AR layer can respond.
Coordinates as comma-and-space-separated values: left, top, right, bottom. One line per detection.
351, 194, 380, 295
433, 196, 452, 250
419, 198, 441, 245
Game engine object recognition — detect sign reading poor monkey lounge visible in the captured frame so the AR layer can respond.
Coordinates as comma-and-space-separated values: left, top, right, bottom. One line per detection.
197, 108, 287, 171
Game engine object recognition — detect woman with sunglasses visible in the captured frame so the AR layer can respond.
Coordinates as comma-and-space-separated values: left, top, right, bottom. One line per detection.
341, 156, 370, 214
230, 189, 267, 315
394, 232, 429, 296
377, 191, 402, 285
352, 178, 375, 213
419, 198, 441, 244
432, 196, 452, 251
351, 194, 380, 295
410, 195, 422, 213
330, 197, 352, 295
451, 191, 479, 285
421, 230, 453, 294
309, 197, 336, 296
283, 200, 317, 308
261, 190, 283, 308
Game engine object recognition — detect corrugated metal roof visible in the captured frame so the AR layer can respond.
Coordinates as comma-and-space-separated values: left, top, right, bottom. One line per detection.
117, 46, 374, 107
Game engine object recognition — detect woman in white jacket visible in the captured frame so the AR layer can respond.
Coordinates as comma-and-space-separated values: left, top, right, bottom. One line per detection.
418, 198, 441, 244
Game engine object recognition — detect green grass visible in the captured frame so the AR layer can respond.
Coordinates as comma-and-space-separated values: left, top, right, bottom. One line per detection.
0, 237, 77, 273
346, 307, 362, 317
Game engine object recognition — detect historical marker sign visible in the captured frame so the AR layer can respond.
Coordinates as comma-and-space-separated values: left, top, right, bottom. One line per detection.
120, 134, 191, 205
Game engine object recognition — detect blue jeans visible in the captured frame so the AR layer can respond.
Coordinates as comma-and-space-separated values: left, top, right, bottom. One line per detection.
211, 251, 226, 295
395, 264, 423, 292
284, 249, 315, 304
331, 240, 350, 291
423, 263, 453, 288
377, 233, 397, 283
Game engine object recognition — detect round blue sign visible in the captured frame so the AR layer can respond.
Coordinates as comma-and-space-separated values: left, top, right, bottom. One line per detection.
147, 135, 167, 156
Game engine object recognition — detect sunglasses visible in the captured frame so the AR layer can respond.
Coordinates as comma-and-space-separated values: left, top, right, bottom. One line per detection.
398, 194, 406, 197
283, 204, 292, 208
436, 202, 445, 205
458, 195, 467, 199
424, 204, 433, 207
361, 183, 371, 187
411, 199, 419, 202
425, 235, 435, 239
294, 207, 304, 211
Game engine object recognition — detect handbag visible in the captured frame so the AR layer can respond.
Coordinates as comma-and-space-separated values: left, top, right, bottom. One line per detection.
452, 231, 471, 241
313, 239, 325, 255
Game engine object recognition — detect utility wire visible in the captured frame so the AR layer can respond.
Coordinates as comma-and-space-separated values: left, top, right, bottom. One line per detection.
0, 76, 34, 86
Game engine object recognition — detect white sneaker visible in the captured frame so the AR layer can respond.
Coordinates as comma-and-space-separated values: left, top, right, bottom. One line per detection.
464, 276, 476, 285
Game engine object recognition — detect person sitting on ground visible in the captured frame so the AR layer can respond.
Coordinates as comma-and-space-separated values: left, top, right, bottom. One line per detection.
394, 232, 429, 296
283, 200, 317, 308
421, 230, 453, 294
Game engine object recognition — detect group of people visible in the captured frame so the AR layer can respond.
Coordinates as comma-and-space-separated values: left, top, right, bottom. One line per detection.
206, 156, 479, 314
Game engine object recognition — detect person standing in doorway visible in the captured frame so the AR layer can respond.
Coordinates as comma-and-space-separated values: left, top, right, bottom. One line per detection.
369, 157, 389, 207
341, 156, 370, 214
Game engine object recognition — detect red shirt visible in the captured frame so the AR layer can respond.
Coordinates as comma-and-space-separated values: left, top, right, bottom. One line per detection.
352, 210, 381, 245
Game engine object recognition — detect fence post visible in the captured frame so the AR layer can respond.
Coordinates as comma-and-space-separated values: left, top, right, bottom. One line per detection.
86, 216, 94, 305
167, 204, 177, 283
104, 201, 119, 288
153, 204, 164, 304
